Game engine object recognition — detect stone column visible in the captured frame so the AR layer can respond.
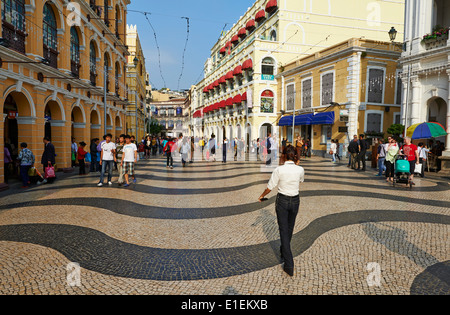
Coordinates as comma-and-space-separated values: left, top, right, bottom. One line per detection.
409, 75, 421, 126
0, 114, 7, 190
446, 70, 450, 153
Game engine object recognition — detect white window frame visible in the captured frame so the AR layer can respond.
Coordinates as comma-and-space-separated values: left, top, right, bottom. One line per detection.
320, 70, 335, 106
301, 76, 313, 109
364, 109, 384, 133
285, 82, 296, 113
393, 112, 401, 125
394, 69, 402, 106
366, 66, 386, 105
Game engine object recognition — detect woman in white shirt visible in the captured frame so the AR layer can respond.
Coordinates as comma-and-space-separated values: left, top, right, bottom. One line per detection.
258, 145, 305, 277
330, 140, 337, 163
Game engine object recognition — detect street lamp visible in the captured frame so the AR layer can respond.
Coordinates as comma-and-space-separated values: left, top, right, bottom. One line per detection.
133, 56, 139, 139
388, 27, 398, 42
388, 26, 409, 137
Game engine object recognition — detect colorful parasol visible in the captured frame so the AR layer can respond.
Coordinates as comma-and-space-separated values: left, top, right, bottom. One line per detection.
406, 122, 447, 140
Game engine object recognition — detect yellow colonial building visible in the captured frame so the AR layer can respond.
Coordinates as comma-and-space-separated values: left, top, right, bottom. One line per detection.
277, 38, 403, 156
191, 0, 404, 150
1, 0, 130, 189
125, 24, 146, 140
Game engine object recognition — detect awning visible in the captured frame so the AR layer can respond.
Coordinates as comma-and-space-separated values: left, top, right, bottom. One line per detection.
219, 47, 226, 54
212, 80, 219, 87
242, 59, 253, 70
233, 65, 243, 76
255, 9, 266, 21
278, 116, 293, 127
225, 98, 233, 107
232, 94, 242, 104
225, 71, 234, 80
203, 87, 209, 93
219, 76, 226, 84
246, 19, 255, 30
231, 35, 239, 43
238, 27, 247, 37
241, 92, 247, 101
278, 114, 313, 126
265, 0, 278, 12
311, 112, 335, 125
295, 114, 313, 126
219, 100, 227, 108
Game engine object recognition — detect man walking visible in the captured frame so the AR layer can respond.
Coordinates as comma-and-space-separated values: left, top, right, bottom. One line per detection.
116, 135, 125, 186
357, 134, 368, 171
40, 136, 56, 184
401, 137, 419, 185
98, 134, 116, 187
376, 138, 386, 176
348, 135, 359, 170
266, 133, 274, 166
222, 137, 228, 163
121, 135, 138, 187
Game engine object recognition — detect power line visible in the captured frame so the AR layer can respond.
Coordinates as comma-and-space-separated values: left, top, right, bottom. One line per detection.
177, 17, 190, 92
142, 12, 167, 89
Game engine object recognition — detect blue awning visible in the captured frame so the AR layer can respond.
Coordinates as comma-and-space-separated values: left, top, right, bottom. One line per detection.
295, 113, 313, 126
311, 112, 335, 125
278, 116, 293, 126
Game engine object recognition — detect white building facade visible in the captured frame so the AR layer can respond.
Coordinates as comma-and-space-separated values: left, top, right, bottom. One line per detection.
399, 0, 450, 160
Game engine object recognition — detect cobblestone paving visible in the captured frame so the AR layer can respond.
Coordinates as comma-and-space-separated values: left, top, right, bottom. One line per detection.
0, 156, 449, 295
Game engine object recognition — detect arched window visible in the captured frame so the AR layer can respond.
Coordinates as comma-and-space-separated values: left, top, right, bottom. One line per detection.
115, 5, 120, 38
70, 27, 80, 77
115, 62, 120, 96
104, 53, 110, 92
103, 0, 109, 26
1, 0, 26, 53
90, 41, 97, 86
270, 30, 277, 41
261, 57, 275, 76
260, 90, 274, 113
43, 2, 58, 68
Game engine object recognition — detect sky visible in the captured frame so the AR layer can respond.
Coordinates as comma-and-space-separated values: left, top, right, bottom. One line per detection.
127, 0, 257, 91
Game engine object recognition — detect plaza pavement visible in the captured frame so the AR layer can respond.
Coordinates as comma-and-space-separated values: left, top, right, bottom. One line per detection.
0, 155, 448, 295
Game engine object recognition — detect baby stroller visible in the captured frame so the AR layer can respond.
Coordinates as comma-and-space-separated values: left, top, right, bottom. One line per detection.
393, 156, 412, 188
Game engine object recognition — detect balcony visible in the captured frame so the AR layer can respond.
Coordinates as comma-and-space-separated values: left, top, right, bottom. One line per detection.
43, 45, 58, 69
2, 21, 26, 54
422, 28, 449, 50
71, 60, 81, 78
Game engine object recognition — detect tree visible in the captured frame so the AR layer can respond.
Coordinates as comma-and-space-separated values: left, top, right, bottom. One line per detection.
148, 118, 164, 135
386, 124, 405, 142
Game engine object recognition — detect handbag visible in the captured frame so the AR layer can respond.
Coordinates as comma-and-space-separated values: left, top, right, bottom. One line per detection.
28, 167, 37, 177
44, 163, 56, 179
414, 163, 422, 174
85, 152, 91, 163
72, 151, 76, 161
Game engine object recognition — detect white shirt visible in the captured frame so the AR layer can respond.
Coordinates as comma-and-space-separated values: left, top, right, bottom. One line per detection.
419, 147, 429, 159
331, 143, 337, 154
101, 142, 116, 161
267, 161, 305, 197
123, 143, 137, 162
180, 142, 190, 154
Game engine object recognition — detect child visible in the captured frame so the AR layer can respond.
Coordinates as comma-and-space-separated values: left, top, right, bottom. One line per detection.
78, 141, 88, 175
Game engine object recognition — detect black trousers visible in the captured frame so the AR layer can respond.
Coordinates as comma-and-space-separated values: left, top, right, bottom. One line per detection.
167, 152, 173, 167
78, 159, 86, 175
358, 151, 366, 170
276, 193, 300, 269
385, 160, 395, 178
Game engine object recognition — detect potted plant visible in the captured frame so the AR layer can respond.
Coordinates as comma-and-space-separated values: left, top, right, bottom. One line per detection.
422, 25, 449, 45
